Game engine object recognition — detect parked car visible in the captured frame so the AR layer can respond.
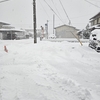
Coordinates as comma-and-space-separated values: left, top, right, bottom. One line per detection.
48, 34, 56, 39
89, 29, 100, 52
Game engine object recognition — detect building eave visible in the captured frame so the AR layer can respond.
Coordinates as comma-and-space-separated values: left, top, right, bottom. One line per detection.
55, 24, 76, 29
54, 24, 79, 31
0, 29, 25, 32
0, 22, 10, 25
90, 12, 100, 20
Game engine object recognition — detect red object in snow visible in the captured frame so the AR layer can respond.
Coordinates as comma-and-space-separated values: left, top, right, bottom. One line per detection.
4, 46, 8, 53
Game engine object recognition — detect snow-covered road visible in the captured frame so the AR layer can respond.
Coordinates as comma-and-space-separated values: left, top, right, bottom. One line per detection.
0, 39, 100, 100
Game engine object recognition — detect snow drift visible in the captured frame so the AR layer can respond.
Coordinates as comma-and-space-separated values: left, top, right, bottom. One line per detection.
0, 39, 100, 100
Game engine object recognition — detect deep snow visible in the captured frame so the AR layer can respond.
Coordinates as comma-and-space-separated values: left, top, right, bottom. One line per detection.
0, 39, 100, 100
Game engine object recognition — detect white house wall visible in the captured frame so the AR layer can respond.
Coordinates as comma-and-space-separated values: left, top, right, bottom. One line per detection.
0, 33, 3, 39
55, 25, 78, 38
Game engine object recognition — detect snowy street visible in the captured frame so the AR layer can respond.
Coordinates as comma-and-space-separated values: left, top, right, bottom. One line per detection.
0, 39, 100, 100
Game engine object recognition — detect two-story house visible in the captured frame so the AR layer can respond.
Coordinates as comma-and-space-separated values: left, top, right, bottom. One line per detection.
0, 22, 10, 39
90, 12, 100, 28
0, 21, 26, 40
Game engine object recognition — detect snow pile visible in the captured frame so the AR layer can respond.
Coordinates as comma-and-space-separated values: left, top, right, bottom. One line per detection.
0, 39, 100, 100
91, 29, 100, 40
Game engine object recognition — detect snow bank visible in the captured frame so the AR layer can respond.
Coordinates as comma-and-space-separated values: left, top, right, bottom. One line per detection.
0, 39, 100, 100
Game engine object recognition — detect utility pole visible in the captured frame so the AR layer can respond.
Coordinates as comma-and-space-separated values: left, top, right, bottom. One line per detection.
33, 0, 37, 43
53, 14, 55, 34
47, 20, 48, 39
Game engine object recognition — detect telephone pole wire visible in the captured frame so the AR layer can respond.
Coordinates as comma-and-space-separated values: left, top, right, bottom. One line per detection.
33, 0, 37, 43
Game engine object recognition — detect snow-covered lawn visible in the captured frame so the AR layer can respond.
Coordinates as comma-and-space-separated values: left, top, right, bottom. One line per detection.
0, 39, 100, 100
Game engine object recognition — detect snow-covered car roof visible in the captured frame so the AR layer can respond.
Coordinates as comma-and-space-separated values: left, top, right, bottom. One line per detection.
91, 29, 100, 40
92, 29, 100, 34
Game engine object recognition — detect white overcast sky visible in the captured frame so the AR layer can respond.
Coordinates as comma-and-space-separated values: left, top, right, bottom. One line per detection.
0, 0, 100, 33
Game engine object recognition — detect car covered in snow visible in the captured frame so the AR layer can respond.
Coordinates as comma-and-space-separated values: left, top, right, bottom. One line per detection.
48, 34, 56, 39
89, 29, 100, 52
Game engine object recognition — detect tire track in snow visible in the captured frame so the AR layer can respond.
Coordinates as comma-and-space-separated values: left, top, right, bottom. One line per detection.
29, 60, 93, 100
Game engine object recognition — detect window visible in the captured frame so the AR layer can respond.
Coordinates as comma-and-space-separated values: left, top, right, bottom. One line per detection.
98, 18, 100, 24
94, 19, 97, 25
91, 21, 94, 26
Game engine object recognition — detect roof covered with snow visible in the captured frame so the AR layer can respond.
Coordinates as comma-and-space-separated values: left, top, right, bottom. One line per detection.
0, 22, 10, 25
90, 12, 100, 20
55, 24, 79, 30
0, 28, 25, 32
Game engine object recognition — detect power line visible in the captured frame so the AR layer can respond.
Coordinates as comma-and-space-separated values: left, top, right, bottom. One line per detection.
38, 0, 50, 19
59, 0, 71, 25
44, 0, 64, 24
90, 0, 100, 2
51, 0, 61, 18
43, 0, 82, 45
0, 0, 10, 3
84, 0, 100, 8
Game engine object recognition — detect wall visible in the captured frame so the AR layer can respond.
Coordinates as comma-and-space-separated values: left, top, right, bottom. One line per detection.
90, 16, 100, 26
55, 25, 78, 38
0, 33, 3, 39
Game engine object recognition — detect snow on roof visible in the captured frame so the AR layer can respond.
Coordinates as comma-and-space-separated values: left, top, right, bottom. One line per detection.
0, 22, 10, 25
55, 24, 75, 29
90, 12, 100, 20
0, 28, 25, 32
55, 24, 79, 31
2, 25, 15, 29
92, 29, 100, 34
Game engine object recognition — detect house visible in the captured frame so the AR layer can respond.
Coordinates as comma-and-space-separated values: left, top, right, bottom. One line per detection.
0, 21, 26, 40
0, 22, 10, 39
55, 25, 79, 38
89, 12, 100, 29
0, 22, 10, 28
0, 29, 26, 40
2, 25, 15, 29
